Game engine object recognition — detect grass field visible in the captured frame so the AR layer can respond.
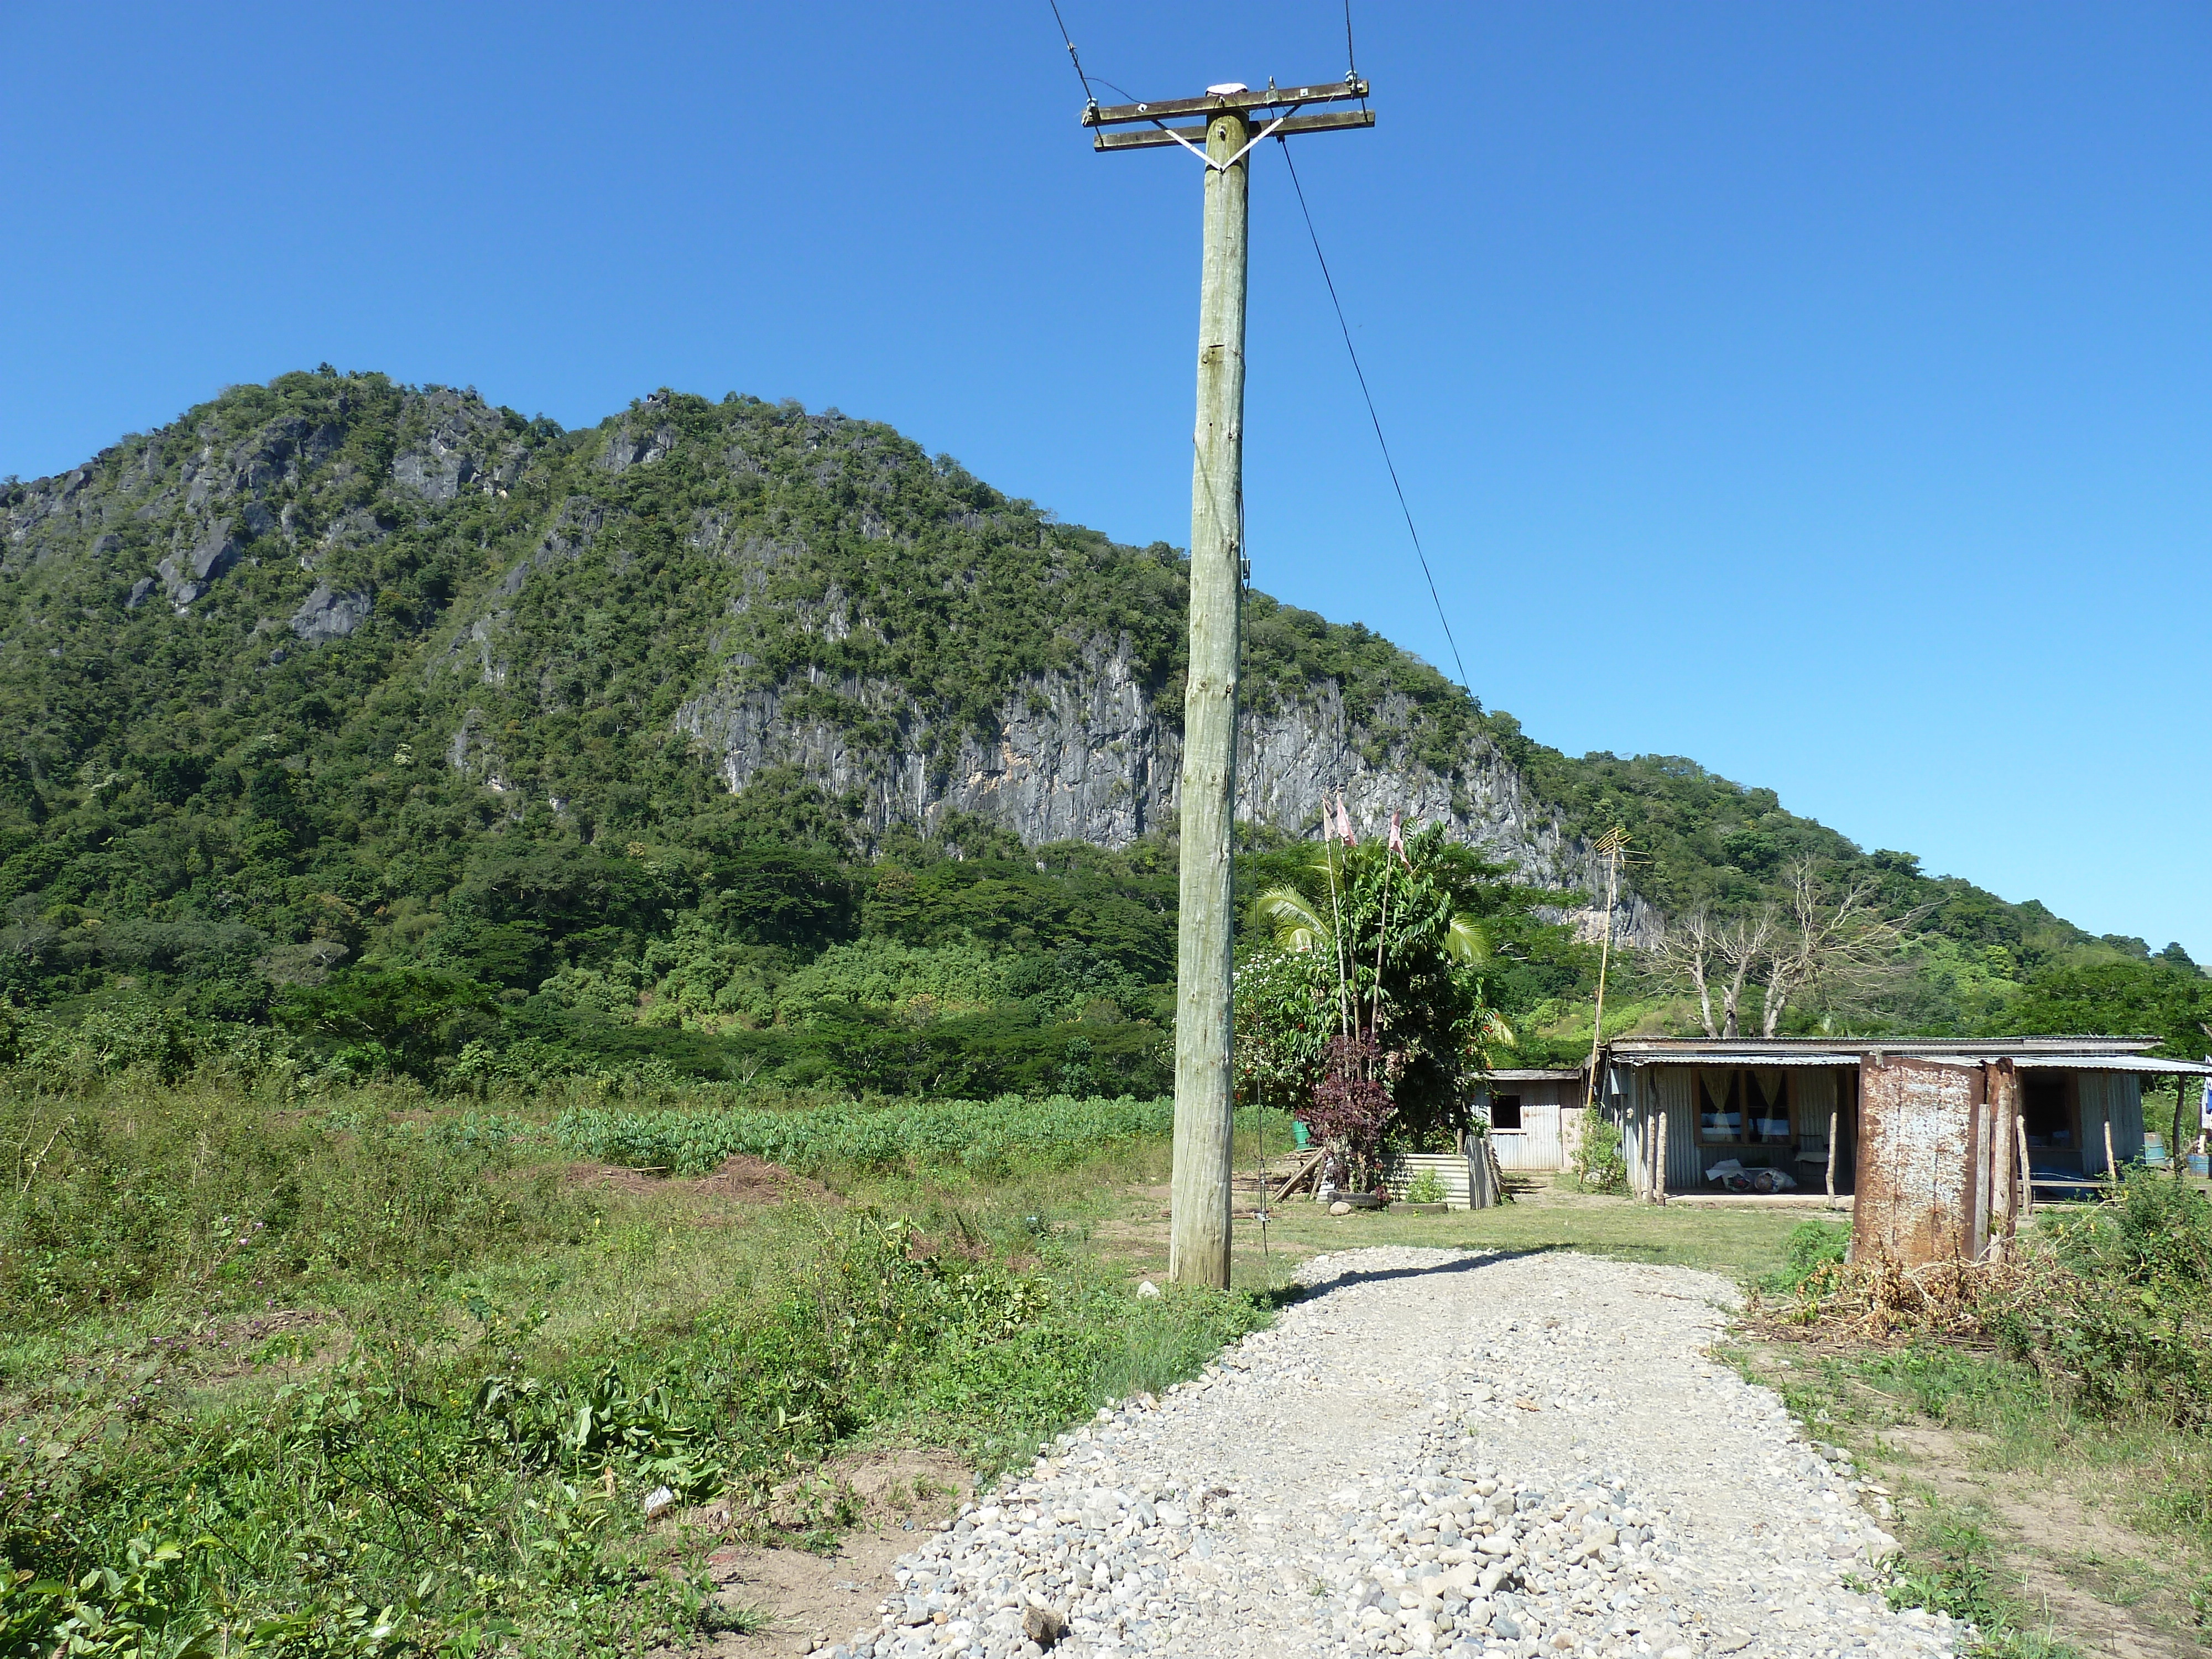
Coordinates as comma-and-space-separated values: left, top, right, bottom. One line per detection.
7, 1072, 2201, 1659
0, 1078, 1265, 1656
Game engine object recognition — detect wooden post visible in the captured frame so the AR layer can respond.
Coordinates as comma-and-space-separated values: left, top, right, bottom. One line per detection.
1167, 106, 1251, 1290
2104, 1115, 2118, 1185
1654, 1111, 1668, 1206
1988, 1059, 2020, 1252
2017, 1113, 2035, 1217
1825, 1110, 1838, 1205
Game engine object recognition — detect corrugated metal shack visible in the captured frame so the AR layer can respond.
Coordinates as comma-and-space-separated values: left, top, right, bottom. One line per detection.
1600, 1036, 2212, 1264
1469, 1068, 1588, 1172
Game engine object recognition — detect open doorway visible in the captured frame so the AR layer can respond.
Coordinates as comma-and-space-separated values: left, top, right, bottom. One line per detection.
2022, 1073, 2075, 1165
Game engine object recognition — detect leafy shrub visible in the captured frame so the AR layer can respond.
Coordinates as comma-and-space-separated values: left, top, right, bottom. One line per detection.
1763, 1219, 1851, 1296
1990, 1170, 2212, 1424
1571, 1114, 1628, 1194
1404, 1168, 1447, 1204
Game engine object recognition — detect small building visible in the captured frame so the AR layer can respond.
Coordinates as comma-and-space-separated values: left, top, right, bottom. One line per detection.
1469, 1067, 1588, 1172
1600, 1035, 2212, 1263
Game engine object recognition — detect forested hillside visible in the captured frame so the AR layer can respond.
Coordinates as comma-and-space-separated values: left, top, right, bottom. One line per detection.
1, 370, 2201, 1091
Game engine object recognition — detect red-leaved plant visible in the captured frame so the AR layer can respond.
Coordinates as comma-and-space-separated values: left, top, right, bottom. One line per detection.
1298, 1034, 1395, 1190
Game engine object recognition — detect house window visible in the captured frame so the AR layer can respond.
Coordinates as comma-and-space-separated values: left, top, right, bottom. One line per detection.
1748, 1072, 1792, 1145
1698, 1072, 1741, 1142
2023, 1075, 2072, 1149
1491, 1094, 1524, 1130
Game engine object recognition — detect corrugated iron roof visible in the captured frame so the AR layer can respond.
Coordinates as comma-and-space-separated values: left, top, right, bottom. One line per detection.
1603, 1039, 2211, 1076
1607, 1035, 2162, 1058
1612, 1051, 1856, 1067
2010, 1054, 2212, 1076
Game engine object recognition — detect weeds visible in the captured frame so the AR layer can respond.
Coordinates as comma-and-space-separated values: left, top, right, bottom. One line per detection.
0, 1070, 1268, 1655
1883, 1512, 2079, 1658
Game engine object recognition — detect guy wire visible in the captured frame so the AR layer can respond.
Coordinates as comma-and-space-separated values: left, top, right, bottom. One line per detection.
1277, 139, 1474, 700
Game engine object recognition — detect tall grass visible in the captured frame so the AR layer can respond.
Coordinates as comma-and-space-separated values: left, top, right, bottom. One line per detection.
0, 1068, 1266, 1656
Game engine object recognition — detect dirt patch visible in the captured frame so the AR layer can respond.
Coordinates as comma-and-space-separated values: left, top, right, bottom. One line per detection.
561, 1155, 837, 1208
1742, 1343, 2203, 1658
1875, 1418, 2195, 1659
699, 1451, 972, 1656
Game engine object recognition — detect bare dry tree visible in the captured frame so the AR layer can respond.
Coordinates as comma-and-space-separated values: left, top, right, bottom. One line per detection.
1715, 909, 1778, 1039
1759, 857, 1922, 1036
1655, 860, 1922, 1039
1655, 906, 1724, 1037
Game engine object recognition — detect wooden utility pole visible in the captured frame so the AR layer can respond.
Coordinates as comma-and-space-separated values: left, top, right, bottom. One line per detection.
1082, 77, 1374, 1287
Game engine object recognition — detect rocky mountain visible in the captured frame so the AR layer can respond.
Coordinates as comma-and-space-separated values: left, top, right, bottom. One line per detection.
11, 370, 2152, 1067
1, 373, 1654, 936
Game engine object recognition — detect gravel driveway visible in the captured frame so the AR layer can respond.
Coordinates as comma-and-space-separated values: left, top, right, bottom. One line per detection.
822, 1246, 1964, 1659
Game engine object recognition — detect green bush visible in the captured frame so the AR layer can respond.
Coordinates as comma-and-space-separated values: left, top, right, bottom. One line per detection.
1404, 1168, 1447, 1205
1762, 1219, 1850, 1297
1571, 1114, 1628, 1194
1991, 1170, 2212, 1425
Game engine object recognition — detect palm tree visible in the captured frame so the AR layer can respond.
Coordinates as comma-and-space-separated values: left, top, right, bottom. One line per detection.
1244, 825, 1517, 1139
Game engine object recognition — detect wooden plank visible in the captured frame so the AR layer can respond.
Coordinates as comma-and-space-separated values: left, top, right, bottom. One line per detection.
1258, 109, 1377, 138
1092, 109, 1375, 153
1270, 1149, 1324, 1206
1084, 80, 1369, 127
1093, 124, 1209, 152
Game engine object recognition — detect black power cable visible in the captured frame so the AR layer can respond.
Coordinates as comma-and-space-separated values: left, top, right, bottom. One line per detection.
1277, 140, 1474, 698
1046, 0, 1097, 107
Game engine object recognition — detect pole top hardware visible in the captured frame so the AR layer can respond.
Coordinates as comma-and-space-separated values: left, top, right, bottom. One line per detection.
1083, 78, 1373, 159
1081, 78, 1369, 128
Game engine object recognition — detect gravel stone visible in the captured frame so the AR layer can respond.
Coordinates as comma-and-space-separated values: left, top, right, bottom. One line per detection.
821, 1248, 1959, 1658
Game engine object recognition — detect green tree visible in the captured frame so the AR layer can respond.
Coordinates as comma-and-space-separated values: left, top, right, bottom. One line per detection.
1232, 943, 1333, 1113
1247, 824, 1512, 1140
278, 966, 497, 1079
2001, 961, 2212, 1060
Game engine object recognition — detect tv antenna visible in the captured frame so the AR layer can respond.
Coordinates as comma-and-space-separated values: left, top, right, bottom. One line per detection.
1582, 827, 1642, 1114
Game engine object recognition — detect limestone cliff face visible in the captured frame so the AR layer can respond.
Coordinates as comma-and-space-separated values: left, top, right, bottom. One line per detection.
671, 637, 1660, 945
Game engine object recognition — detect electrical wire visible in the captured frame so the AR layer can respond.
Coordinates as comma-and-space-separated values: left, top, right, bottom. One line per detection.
1277, 139, 1474, 698
1046, 0, 1096, 106
1344, 0, 1359, 80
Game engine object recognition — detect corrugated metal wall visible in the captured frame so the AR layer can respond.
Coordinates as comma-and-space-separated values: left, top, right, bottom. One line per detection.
1796, 1068, 1837, 1149
1492, 1105, 1563, 1170
1619, 1084, 1655, 1203
1658, 1068, 1700, 1190
1856, 1056, 1987, 1264
1382, 1152, 1478, 1208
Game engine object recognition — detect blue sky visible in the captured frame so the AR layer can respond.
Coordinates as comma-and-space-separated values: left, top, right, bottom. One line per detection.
4, 2, 2207, 957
